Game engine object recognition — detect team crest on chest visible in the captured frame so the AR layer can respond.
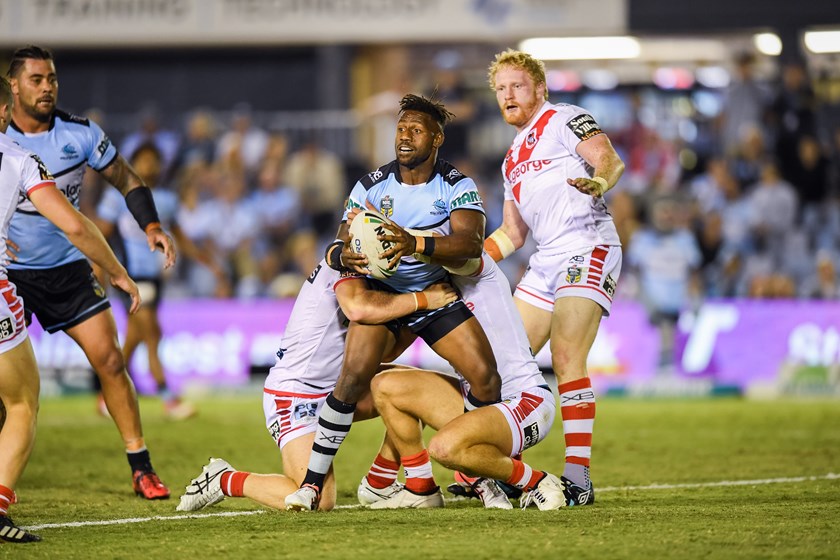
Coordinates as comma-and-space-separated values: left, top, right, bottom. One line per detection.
379, 195, 394, 218
525, 129, 538, 149
430, 198, 447, 215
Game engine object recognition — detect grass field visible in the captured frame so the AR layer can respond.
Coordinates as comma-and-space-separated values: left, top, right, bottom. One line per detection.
3, 392, 839, 559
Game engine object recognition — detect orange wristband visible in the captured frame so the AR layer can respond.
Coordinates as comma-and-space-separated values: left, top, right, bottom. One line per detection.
413, 291, 428, 312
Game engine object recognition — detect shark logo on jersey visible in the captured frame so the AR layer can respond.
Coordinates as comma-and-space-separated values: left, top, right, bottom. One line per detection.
431, 198, 447, 215
379, 195, 394, 218
61, 143, 79, 160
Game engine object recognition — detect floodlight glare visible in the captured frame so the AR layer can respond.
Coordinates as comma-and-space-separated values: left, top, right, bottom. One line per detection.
519, 37, 641, 60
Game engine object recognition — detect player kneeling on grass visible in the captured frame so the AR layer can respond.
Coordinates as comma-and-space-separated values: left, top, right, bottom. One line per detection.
0, 76, 141, 542
360, 253, 570, 511
176, 260, 457, 512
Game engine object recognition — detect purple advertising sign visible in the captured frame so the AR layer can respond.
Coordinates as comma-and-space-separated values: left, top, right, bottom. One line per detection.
26, 299, 840, 394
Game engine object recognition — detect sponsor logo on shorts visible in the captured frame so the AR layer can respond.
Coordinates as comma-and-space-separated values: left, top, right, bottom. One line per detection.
379, 195, 394, 218
294, 402, 318, 422
523, 422, 540, 450
566, 266, 583, 284
268, 420, 281, 441
90, 275, 106, 299
569, 255, 585, 263
603, 274, 616, 297
0, 317, 16, 341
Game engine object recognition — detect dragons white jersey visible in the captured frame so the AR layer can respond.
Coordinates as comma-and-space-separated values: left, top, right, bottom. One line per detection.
264, 255, 543, 398
264, 261, 348, 394
454, 254, 545, 398
0, 134, 56, 279
502, 101, 620, 255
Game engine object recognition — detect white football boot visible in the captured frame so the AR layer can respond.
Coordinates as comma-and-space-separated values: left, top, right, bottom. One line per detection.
369, 487, 444, 509
357, 476, 406, 506
285, 485, 320, 512
176, 457, 234, 512
472, 478, 513, 510
519, 473, 568, 510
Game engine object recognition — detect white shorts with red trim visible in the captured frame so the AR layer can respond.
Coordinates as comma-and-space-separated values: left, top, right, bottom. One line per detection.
461, 380, 556, 457
0, 280, 29, 355
514, 245, 622, 316
263, 382, 330, 449
493, 385, 556, 456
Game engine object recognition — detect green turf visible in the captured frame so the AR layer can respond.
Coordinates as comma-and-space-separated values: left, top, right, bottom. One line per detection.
3, 394, 839, 559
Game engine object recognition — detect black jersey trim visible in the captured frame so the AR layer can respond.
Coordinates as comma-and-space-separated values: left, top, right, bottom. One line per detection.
54, 109, 91, 127
51, 159, 86, 179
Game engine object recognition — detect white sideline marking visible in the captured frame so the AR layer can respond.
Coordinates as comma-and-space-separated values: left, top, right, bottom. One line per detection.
23, 472, 840, 531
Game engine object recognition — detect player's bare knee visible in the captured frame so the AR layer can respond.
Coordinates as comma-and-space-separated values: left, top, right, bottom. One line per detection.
93, 348, 128, 379
428, 431, 463, 470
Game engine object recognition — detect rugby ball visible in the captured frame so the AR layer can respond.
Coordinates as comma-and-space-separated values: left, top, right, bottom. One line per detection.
348, 209, 399, 280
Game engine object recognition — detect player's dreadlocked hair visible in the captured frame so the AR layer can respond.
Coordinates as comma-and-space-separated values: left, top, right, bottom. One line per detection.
399, 93, 455, 131
7, 45, 54, 78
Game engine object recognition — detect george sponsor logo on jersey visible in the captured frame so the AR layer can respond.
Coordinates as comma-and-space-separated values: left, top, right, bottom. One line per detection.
60, 143, 79, 160
566, 265, 583, 284
603, 274, 616, 297
430, 198, 447, 215
506, 159, 553, 184
567, 114, 603, 141
523, 422, 540, 450
379, 195, 394, 217
451, 190, 482, 210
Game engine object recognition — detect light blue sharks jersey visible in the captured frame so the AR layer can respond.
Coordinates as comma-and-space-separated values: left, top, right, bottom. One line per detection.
6, 110, 118, 269
343, 159, 484, 292
97, 187, 178, 279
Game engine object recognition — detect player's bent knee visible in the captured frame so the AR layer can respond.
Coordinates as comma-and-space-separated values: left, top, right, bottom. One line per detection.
93, 348, 128, 378
427, 431, 464, 470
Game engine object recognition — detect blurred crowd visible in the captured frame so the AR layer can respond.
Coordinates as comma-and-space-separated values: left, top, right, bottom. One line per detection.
79, 54, 840, 305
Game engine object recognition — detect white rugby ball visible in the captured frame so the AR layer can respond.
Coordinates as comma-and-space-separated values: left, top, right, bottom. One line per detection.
348, 209, 399, 280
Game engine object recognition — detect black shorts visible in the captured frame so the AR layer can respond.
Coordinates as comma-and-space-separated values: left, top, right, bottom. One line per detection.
366, 280, 475, 346
7, 259, 111, 334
